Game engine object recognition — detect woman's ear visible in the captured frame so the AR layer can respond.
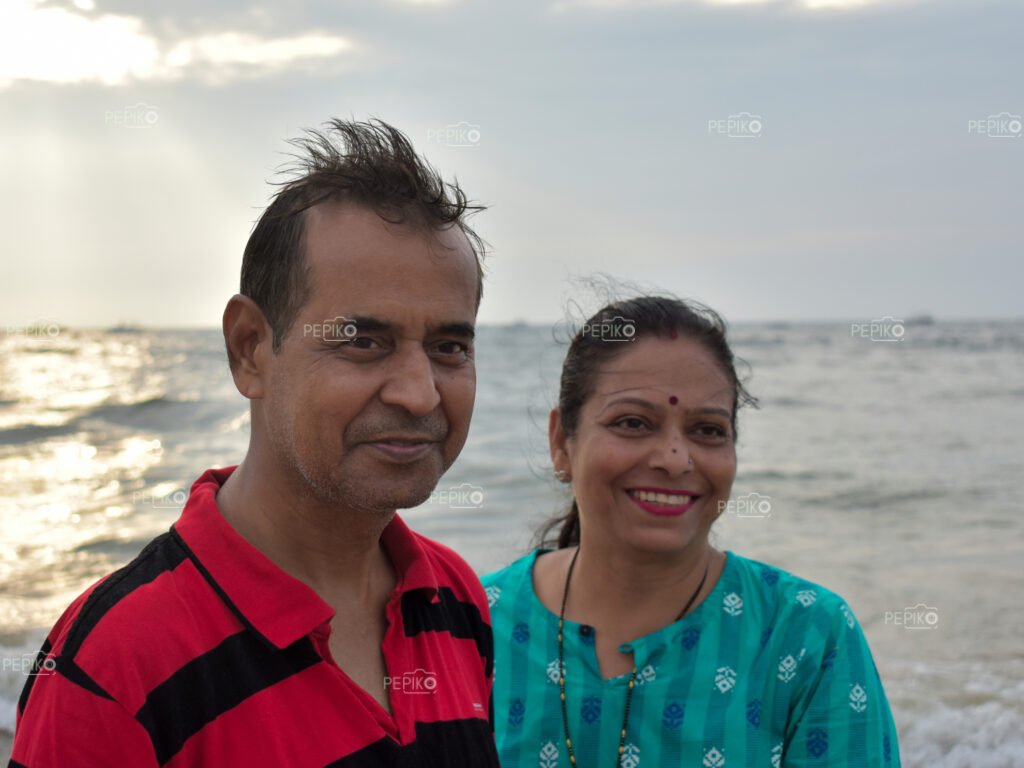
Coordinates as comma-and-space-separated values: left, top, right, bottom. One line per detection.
549, 408, 571, 478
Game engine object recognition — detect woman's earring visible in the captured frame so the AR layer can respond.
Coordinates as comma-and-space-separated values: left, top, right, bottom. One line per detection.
554, 469, 571, 483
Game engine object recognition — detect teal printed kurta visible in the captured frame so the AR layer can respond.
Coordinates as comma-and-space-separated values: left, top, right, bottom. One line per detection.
482, 550, 900, 767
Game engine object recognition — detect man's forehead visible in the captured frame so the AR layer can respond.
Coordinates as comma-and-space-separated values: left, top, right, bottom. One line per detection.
300, 203, 478, 316
304, 201, 474, 263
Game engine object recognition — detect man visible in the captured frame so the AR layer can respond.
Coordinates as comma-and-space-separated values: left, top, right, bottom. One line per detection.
11, 119, 499, 767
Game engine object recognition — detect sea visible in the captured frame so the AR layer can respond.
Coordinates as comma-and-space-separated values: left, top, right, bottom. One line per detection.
1, 321, 1022, 766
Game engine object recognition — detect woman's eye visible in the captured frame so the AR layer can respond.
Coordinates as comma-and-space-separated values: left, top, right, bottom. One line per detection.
614, 417, 648, 431
693, 423, 729, 440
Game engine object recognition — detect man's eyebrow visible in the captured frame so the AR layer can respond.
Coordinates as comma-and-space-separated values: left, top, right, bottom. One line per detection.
344, 315, 389, 332
433, 322, 475, 339
330, 316, 475, 339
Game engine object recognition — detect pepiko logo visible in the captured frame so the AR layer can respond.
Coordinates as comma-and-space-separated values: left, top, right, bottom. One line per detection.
304, 316, 358, 343
708, 112, 763, 139
719, 492, 773, 518
967, 112, 1022, 138
885, 604, 939, 630
581, 316, 636, 342
432, 483, 484, 509
427, 122, 481, 148
384, 669, 438, 694
2, 654, 57, 676
850, 316, 905, 343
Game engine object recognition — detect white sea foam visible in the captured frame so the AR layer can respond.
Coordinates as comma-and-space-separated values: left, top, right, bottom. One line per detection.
902, 700, 1024, 767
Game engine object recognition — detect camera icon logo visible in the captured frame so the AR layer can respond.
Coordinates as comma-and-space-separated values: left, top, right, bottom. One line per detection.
581, 316, 636, 342
427, 122, 481, 148
133, 488, 188, 508
850, 316, 905, 343
709, 113, 763, 138
106, 103, 159, 128
385, 668, 438, 694
7, 318, 62, 340
885, 603, 938, 630
727, 112, 762, 138
4, 654, 58, 676
439, 483, 485, 509
720, 492, 773, 518
446, 121, 481, 147
968, 112, 1022, 138
304, 317, 358, 343
323, 316, 358, 343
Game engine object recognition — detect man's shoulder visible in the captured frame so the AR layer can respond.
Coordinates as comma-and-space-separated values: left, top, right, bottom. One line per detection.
18, 528, 216, 720
55, 530, 189, 656
39, 527, 226, 703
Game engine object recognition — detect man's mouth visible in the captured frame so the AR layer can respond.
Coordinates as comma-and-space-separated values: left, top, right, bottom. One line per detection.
365, 435, 440, 462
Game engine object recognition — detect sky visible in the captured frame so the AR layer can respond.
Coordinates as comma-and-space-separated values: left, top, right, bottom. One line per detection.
1, 0, 1021, 328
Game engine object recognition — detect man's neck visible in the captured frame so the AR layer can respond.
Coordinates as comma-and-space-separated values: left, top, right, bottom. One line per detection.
215, 454, 395, 609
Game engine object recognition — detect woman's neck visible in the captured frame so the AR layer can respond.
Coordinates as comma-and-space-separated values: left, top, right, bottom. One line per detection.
563, 538, 723, 637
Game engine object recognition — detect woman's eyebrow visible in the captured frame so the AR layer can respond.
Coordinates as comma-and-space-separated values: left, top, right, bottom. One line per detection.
599, 396, 658, 413
598, 398, 732, 419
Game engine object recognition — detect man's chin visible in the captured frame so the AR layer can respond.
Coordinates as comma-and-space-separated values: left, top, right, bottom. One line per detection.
329, 477, 440, 514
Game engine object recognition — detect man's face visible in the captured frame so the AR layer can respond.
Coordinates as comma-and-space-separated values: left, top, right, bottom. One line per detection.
259, 201, 479, 514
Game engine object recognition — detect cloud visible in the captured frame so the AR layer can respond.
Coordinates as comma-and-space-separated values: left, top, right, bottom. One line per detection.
550, 0, 922, 10
0, 0, 354, 89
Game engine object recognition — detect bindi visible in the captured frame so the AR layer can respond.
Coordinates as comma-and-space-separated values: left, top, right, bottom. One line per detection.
669, 395, 679, 406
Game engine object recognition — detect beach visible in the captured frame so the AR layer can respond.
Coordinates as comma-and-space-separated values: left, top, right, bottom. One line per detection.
2, 322, 1022, 765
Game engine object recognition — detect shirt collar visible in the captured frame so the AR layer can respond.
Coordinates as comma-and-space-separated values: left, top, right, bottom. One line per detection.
173, 466, 441, 650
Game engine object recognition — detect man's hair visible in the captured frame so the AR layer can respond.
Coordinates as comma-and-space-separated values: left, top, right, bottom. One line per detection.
238, 118, 487, 355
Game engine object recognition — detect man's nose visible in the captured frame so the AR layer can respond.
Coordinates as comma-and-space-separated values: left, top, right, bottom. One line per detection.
378, 347, 442, 416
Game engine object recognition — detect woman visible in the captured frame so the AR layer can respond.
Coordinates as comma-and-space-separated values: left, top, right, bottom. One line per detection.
482, 296, 900, 767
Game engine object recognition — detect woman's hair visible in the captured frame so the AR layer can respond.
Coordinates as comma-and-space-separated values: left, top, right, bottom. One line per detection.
537, 294, 758, 549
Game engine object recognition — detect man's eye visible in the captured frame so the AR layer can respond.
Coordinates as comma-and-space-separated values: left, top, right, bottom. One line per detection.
434, 341, 471, 357
347, 336, 380, 350
329, 336, 384, 352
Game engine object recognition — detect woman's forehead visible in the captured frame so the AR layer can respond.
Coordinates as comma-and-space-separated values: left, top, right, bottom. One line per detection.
591, 337, 731, 389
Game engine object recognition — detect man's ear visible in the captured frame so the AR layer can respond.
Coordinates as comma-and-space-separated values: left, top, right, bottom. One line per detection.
549, 408, 571, 479
222, 294, 273, 399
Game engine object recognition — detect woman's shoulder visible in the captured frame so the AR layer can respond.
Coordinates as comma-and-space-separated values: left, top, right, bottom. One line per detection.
725, 551, 862, 630
480, 549, 546, 609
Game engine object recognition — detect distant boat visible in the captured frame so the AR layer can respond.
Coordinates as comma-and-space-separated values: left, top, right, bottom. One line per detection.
106, 324, 143, 333
905, 314, 936, 326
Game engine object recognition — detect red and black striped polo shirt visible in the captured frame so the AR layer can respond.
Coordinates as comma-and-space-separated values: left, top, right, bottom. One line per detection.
11, 466, 498, 767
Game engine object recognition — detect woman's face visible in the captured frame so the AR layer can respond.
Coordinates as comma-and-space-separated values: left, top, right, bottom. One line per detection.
550, 335, 737, 556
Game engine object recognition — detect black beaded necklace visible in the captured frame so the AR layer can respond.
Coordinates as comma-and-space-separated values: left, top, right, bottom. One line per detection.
557, 547, 710, 767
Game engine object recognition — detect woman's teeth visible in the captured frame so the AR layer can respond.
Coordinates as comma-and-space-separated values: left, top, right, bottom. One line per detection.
629, 490, 694, 505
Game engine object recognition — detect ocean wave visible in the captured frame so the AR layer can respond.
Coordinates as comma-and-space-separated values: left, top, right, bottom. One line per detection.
0, 636, 48, 736
0, 423, 78, 447
902, 700, 1024, 767
73, 397, 238, 434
